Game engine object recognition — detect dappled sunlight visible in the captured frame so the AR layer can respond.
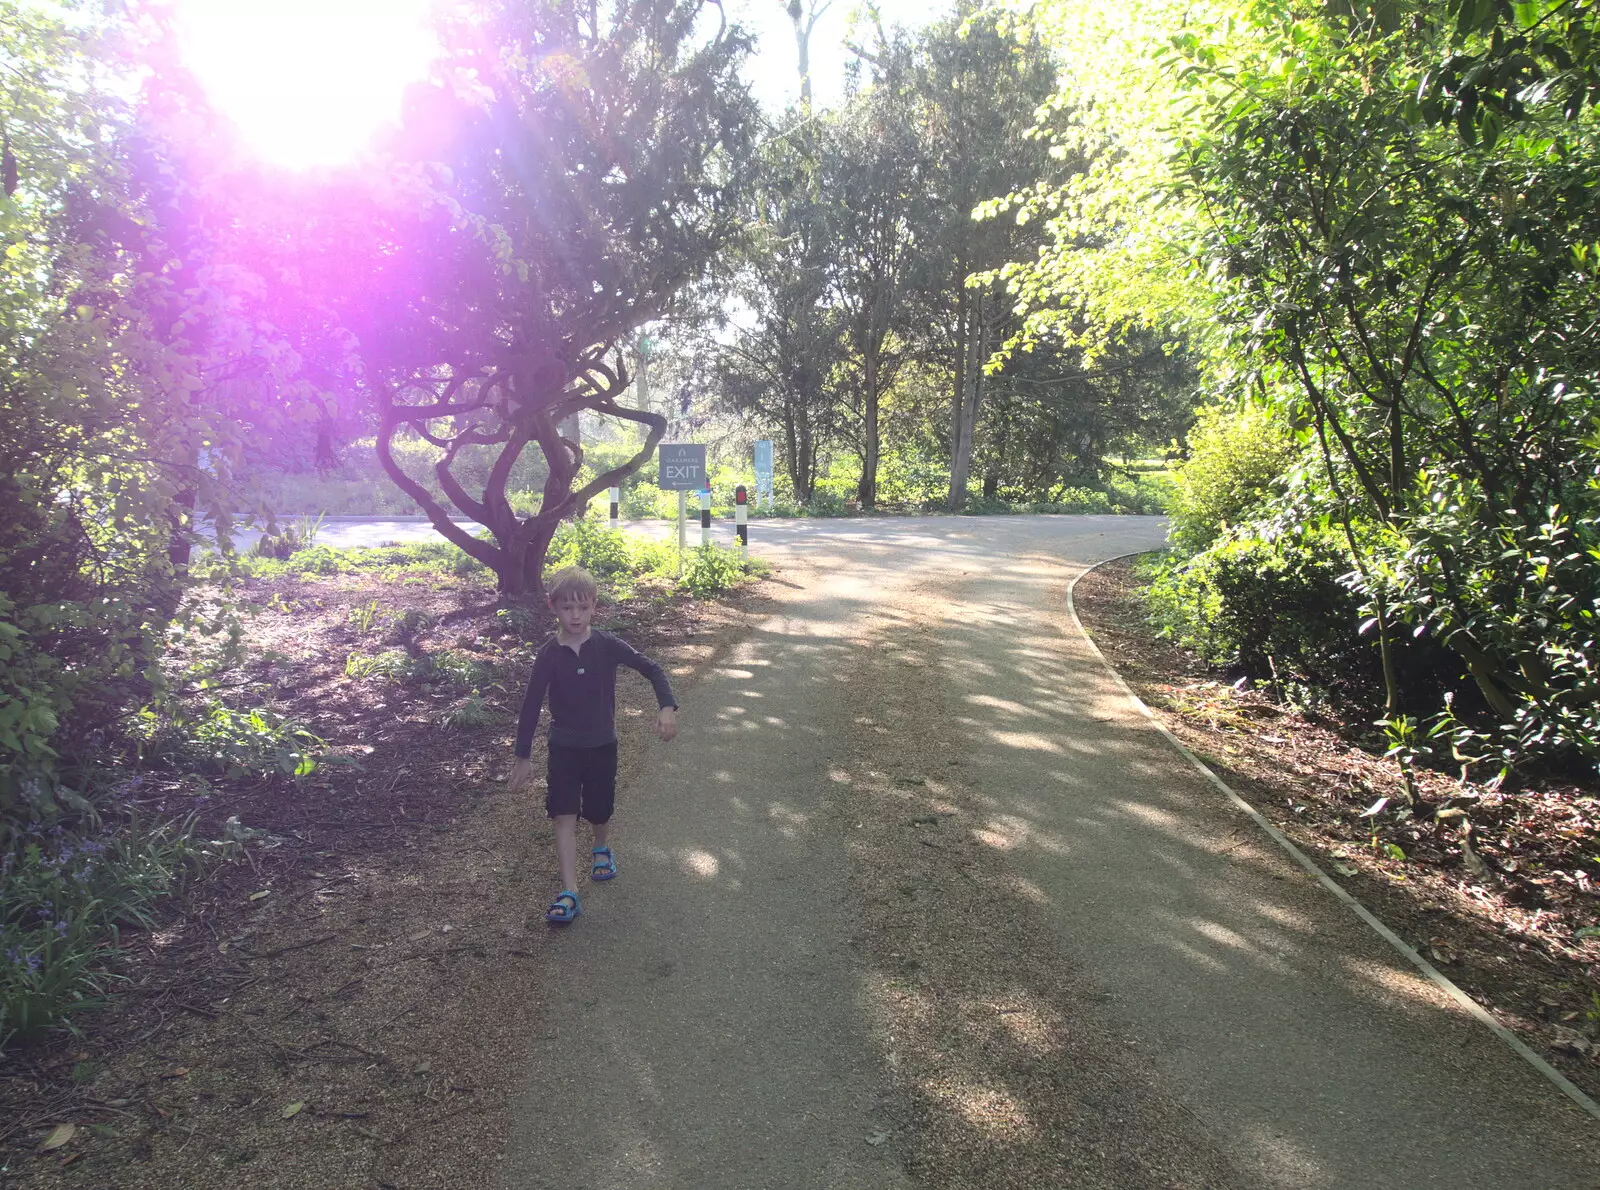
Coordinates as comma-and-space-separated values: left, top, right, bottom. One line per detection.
862, 970, 937, 1032
1337, 954, 1455, 1015
928, 1080, 1039, 1142
1231, 1123, 1333, 1189
680, 849, 719, 879
1187, 917, 1292, 969
984, 1000, 1066, 1058
997, 873, 1052, 907
767, 803, 810, 836
971, 814, 1041, 852
1110, 798, 1185, 831
1154, 935, 1231, 973
987, 729, 1064, 754
965, 693, 1050, 719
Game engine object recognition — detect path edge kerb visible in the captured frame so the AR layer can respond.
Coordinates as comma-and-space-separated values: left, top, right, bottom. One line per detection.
1066, 550, 1600, 1126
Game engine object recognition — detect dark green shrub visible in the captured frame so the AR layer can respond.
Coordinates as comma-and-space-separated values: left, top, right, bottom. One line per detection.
805, 489, 849, 517
2, 813, 196, 1049
1146, 531, 1373, 691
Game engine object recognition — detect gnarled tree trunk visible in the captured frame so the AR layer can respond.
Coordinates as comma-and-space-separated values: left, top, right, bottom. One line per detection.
376, 352, 666, 599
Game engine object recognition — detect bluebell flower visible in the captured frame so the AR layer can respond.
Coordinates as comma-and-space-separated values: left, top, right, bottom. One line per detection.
55, 920, 69, 938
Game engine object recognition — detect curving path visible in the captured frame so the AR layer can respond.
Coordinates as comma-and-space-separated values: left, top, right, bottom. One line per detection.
497, 515, 1597, 1189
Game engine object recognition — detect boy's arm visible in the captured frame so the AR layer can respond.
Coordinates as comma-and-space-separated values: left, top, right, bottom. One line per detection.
513, 648, 553, 759
609, 634, 677, 711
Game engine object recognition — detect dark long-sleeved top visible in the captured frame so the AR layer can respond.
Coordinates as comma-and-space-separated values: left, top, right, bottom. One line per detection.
514, 630, 677, 756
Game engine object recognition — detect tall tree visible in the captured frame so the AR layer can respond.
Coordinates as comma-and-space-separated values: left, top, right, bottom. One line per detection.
0, 0, 314, 808
717, 117, 842, 504
910, 12, 1068, 509
827, 37, 922, 509
1009, 0, 1600, 767
784, 0, 834, 113
351, 0, 758, 596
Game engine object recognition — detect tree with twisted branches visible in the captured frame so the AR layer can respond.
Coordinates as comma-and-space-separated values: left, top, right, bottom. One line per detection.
359, 0, 757, 596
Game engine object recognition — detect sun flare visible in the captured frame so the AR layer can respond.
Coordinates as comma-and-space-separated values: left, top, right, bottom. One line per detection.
175, 0, 439, 170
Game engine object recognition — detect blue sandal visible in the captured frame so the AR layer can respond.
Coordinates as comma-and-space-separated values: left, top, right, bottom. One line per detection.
545, 890, 580, 924
591, 846, 618, 881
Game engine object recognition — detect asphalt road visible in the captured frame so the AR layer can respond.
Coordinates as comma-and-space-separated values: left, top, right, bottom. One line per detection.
495, 515, 1598, 1188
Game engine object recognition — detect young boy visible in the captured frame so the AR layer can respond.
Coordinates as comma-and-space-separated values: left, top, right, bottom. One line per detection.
508, 566, 678, 924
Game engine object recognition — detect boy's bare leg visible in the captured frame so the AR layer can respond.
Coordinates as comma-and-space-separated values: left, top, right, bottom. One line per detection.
552, 814, 580, 893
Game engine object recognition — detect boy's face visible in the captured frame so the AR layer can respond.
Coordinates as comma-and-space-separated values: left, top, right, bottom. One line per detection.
550, 592, 595, 636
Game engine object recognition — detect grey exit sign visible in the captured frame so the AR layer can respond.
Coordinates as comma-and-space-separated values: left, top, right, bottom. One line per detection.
657, 443, 707, 491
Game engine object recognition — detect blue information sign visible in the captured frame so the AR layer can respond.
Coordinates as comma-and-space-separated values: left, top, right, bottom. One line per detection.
753, 439, 774, 480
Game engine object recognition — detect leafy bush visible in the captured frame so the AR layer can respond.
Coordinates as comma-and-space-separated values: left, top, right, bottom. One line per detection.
281, 546, 346, 576
345, 650, 419, 683
138, 701, 323, 779
680, 544, 752, 597
347, 600, 388, 634
548, 518, 634, 581
438, 692, 498, 731
805, 489, 849, 517
1102, 470, 1176, 515
234, 537, 487, 582
249, 514, 324, 559
1383, 473, 1600, 771
2, 814, 196, 1049
1145, 530, 1376, 693
428, 649, 497, 690
1029, 488, 1113, 515
1168, 404, 1297, 555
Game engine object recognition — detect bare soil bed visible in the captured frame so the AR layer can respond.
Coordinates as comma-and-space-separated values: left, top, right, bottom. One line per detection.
1071, 554, 1600, 1103
0, 564, 771, 1188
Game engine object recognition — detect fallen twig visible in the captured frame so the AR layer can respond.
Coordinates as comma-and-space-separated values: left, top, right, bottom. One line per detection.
248, 932, 339, 961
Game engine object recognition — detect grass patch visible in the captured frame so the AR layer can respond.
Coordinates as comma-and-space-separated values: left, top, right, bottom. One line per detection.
2, 811, 197, 1049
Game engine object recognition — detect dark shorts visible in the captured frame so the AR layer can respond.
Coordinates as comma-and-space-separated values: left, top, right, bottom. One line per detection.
546, 742, 619, 824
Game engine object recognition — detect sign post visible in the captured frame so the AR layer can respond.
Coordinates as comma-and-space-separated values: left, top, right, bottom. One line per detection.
735, 485, 748, 558
753, 439, 774, 509
656, 443, 707, 574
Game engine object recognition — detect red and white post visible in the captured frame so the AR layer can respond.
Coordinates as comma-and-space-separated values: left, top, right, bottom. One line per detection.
735, 485, 748, 559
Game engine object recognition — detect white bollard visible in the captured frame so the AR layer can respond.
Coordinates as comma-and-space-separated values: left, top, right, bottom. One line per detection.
735, 485, 748, 559
699, 487, 712, 547
608, 486, 619, 532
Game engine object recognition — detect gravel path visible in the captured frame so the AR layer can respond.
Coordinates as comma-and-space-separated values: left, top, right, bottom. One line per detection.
499, 516, 1599, 1188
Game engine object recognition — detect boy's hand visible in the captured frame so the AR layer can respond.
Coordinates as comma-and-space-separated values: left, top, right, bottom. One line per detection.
508, 757, 535, 793
656, 707, 678, 742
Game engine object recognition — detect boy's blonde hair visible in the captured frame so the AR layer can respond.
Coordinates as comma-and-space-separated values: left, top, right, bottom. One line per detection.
545, 566, 599, 605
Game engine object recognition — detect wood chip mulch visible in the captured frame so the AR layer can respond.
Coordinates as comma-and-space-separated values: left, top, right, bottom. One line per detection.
0, 563, 767, 1188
